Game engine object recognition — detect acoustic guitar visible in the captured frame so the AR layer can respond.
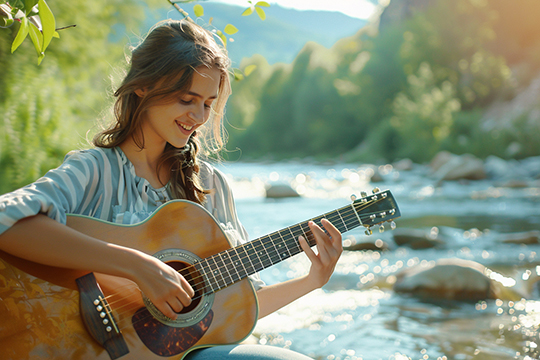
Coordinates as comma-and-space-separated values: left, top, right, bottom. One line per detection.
0, 188, 400, 359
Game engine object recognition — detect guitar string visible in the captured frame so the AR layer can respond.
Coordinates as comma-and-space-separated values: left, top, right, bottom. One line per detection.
102, 196, 389, 316
117, 207, 396, 330
170, 197, 391, 295
102, 197, 389, 319
104, 199, 395, 327
181, 205, 391, 298
116, 206, 388, 329
104, 203, 379, 323
103, 197, 380, 311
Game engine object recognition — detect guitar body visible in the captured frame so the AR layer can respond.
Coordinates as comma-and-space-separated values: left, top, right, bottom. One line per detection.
0, 200, 258, 360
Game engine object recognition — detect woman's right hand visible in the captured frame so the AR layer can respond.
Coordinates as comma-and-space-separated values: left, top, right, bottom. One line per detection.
129, 253, 195, 320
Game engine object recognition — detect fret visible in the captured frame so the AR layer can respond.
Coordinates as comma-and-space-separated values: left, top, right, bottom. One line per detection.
243, 242, 264, 272
222, 251, 241, 283
252, 239, 273, 268
351, 203, 363, 226
270, 232, 291, 261
260, 236, 280, 266
194, 260, 218, 293
299, 223, 313, 246
215, 252, 235, 286
236, 244, 256, 275
228, 248, 248, 280
286, 226, 302, 255
336, 209, 348, 232
208, 256, 227, 289
286, 224, 304, 256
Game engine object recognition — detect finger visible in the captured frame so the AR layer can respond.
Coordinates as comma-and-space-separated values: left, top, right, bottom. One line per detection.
308, 221, 333, 262
167, 297, 185, 314
298, 235, 319, 264
321, 219, 341, 243
179, 276, 195, 298
158, 302, 178, 320
320, 219, 343, 249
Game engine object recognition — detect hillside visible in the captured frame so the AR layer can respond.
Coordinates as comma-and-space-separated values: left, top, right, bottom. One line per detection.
223, 0, 540, 162
146, 2, 367, 65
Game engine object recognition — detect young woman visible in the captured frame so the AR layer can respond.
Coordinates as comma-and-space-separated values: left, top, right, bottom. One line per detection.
0, 20, 342, 359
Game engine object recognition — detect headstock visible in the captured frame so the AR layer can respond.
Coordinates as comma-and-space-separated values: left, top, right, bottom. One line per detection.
351, 188, 401, 236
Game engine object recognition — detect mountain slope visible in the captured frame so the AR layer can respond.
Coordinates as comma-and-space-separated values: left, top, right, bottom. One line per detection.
147, 2, 366, 65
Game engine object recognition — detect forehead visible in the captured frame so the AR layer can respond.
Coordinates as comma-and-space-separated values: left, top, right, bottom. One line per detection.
189, 66, 221, 97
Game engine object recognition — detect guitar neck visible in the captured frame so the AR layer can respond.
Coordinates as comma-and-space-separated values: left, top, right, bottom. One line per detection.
187, 189, 400, 295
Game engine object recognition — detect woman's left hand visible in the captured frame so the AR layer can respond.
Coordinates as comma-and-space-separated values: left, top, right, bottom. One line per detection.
298, 219, 343, 289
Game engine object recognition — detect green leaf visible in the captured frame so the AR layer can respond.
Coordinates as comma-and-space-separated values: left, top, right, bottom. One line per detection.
193, 4, 204, 18
38, 0, 55, 51
233, 70, 244, 81
244, 64, 257, 76
255, 1, 270, 7
241, 7, 253, 16
11, 16, 29, 53
224, 24, 238, 35
28, 21, 43, 54
53, 31, 59, 38
24, 0, 39, 15
255, 7, 266, 20
216, 30, 227, 48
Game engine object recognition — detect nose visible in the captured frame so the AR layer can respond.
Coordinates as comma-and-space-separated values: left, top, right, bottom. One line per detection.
188, 103, 206, 124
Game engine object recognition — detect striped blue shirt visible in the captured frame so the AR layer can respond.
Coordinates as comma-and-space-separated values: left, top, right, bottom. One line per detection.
0, 147, 264, 288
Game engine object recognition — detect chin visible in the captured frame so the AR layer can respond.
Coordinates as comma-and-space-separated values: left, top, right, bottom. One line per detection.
168, 140, 190, 149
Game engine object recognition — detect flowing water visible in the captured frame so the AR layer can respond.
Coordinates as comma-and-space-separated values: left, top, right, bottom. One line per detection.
216, 160, 540, 360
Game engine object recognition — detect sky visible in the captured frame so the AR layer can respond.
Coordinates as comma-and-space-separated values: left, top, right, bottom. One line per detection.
212, 0, 378, 20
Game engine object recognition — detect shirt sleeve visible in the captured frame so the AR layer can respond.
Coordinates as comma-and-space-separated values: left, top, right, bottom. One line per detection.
202, 162, 266, 290
0, 151, 94, 235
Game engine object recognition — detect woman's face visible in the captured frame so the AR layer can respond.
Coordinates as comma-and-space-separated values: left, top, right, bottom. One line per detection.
139, 66, 221, 150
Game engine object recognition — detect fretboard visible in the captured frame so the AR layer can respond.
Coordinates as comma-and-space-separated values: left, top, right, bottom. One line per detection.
190, 202, 363, 295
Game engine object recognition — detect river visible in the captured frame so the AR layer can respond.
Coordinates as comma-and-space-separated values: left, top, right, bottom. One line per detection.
216, 159, 540, 360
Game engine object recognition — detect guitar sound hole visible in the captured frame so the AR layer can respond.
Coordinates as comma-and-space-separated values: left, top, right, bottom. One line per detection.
166, 260, 204, 314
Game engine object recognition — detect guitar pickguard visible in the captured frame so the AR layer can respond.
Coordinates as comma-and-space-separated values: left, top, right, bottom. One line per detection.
132, 307, 213, 356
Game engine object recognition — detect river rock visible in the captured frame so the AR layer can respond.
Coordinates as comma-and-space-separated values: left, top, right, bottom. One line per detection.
344, 239, 390, 251
496, 230, 540, 245
392, 228, 446, 249
265, 183, 300, 198
431, 152, 486, 182
393, 158, 414, 171
393, 258, 519, 301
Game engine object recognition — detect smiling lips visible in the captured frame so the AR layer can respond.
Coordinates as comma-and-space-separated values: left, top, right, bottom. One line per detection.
177, 121, 194, 133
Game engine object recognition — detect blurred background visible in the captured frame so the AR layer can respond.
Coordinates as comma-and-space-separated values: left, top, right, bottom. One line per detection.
2, 0, 540, 359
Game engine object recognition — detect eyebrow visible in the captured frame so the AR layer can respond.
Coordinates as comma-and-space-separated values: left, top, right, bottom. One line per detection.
187, 91, 218, 100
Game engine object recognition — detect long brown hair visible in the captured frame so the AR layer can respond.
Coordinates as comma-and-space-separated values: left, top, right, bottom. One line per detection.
93, 20, 231, 204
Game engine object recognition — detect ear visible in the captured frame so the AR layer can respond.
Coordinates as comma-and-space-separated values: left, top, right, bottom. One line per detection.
135, 88, 147, 98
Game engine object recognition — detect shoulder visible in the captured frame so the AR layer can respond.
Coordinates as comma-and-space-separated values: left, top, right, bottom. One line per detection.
62, 147, 123, 169
198, 160, 230, 191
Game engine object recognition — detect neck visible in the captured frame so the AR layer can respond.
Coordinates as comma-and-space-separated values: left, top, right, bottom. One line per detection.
119, 137, 169, 188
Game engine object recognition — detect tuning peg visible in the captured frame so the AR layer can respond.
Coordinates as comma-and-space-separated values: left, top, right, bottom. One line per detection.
372, 187, 380, 194
379, 224, 385, 233
361, 191, 367, 198
350, 194, 357, 201
365, 227, 373, 236
389, 221, 396, 230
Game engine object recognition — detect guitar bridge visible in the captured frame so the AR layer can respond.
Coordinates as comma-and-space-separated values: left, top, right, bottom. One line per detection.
76, 272, 129, 359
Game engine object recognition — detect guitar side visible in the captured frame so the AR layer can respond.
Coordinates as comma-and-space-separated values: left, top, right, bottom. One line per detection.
0, 200, 258, 360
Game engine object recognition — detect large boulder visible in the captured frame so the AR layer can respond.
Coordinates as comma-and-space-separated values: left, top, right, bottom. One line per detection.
392, 228, 446, 249
496, 230, 540, 245
265, 183, 300, 198
430, 152, 486, 182
393, 258, 520, 301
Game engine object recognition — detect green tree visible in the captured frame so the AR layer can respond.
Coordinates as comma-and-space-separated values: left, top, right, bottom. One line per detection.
0, 0, 162, 192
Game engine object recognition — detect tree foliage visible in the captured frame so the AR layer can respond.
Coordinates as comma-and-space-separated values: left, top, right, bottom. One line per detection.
225, 0, 540, 162
0, 0, 162, 192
